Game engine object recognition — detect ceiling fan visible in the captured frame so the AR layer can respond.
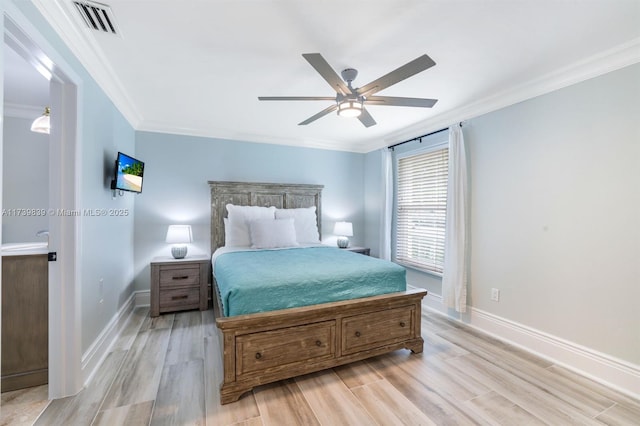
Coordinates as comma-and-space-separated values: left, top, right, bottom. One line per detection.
258, 53, 438, 128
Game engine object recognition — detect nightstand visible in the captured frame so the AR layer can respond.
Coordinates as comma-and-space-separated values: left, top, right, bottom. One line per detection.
150, 255, 210, 317
343, 246, 370, 256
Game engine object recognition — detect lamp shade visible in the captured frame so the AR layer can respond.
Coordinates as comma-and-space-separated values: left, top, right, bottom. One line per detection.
334, 221, 353, 237
31, 107, 51, 134
165, 225, 193, 244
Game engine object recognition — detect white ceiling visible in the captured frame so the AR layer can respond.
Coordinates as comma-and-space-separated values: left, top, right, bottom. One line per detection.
32, 0, 640, 153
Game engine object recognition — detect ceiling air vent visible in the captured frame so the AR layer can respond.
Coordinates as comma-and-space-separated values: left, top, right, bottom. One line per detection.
73, 1, 119, 35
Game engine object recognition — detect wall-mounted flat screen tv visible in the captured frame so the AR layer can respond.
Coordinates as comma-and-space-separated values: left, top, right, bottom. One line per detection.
112, 152, 144, 193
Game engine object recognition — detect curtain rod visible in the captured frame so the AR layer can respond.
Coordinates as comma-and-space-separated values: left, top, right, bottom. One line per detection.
388, 122, 463, 151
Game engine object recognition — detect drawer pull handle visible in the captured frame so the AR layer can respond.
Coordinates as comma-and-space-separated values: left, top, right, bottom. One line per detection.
315, 340, 322, 347
171, 295, 189, 300
172, 275, 189, 280
400, 321, 406, 327
255, 352, 262, 359
355, 331, 361, 337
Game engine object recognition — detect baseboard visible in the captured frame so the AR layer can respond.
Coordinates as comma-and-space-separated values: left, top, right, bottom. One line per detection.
81, 292, 135, 385
134, 290, 150, 307
423, 292, 447, 314
422, 295, 640, 400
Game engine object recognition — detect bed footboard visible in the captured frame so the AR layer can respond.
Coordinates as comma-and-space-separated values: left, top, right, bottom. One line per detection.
215, 287, 427, 404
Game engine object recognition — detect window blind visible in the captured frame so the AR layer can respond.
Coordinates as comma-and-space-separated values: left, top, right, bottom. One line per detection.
396, 147, 448, 274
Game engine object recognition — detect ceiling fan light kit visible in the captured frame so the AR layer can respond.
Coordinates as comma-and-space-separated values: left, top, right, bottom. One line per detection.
258, 53, 438, 127
337, 99, 363, 117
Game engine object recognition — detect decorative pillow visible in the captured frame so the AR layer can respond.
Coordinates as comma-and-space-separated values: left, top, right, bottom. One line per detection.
249, 218, 298, 249
275, 206, 320, 243
225, 204, 276, 247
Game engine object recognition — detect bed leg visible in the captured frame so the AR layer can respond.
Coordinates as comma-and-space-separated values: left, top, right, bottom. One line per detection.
406, 337, 424, 354
220, 384, 252, 405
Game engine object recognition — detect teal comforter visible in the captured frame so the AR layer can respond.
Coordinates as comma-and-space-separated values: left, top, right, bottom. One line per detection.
214, 246, 406, 316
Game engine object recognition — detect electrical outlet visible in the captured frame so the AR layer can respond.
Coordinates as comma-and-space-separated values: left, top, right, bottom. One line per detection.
491, 288, 500, 302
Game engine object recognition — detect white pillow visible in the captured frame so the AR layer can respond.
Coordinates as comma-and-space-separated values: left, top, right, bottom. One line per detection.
275, 206, 320, 243
225, 204, 276, 247
249, 218, 298, 249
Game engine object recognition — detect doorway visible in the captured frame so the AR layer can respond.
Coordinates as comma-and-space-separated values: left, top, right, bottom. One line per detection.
1, 40, 50, 397
1, 6, 82, 400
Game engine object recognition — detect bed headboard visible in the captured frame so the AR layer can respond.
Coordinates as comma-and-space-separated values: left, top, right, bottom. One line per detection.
208, 181, 324, 253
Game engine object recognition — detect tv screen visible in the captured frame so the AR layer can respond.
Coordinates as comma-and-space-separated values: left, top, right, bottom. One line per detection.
113, 152, 144, 193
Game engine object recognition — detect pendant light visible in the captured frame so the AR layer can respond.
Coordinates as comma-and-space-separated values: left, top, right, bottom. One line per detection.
30, 106, 50, 134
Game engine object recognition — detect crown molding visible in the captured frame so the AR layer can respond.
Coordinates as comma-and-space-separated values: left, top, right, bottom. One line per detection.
31, 0, 143, 128
136, 120, 365, 153
26, 1, 367, 154
373, 37, 640, 153
3, 102, 44, 119
142, 37, 640, 154
27, 2, 640, 154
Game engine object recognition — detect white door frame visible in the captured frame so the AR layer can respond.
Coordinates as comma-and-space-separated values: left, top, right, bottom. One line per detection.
1, 3, 83, 398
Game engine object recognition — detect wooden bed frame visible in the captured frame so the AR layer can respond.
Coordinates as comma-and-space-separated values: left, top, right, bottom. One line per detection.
208, 181, 427, 404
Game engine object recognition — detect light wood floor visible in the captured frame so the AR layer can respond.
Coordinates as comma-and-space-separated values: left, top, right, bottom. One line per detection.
11, 306, 640, 425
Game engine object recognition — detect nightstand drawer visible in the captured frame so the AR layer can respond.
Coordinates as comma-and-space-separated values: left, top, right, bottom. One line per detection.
159, 266, 200, 288
159, 287, 200, 311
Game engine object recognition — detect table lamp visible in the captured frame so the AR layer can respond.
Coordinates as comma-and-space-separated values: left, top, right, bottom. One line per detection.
334, 221, 353, 248
166, 225, 192, 259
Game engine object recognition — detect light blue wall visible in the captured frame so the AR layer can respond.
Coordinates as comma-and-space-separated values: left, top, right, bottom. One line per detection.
78, 84, 136, 351
133, 132, 365, 292
364, 62, 640, 364
466, 63, 639, 364
6, 1, 137, 354
2, 116, 49, 243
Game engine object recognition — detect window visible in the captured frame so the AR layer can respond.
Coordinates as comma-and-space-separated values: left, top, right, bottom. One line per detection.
395, 146, 448, 274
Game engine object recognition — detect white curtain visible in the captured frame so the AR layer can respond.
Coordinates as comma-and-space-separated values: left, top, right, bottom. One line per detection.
380, 148, 393, 261
442, 125, 469, 313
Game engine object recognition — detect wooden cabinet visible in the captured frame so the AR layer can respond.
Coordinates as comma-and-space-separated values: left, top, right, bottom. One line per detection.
1, 254, 48, 392
150, 256, 210, 317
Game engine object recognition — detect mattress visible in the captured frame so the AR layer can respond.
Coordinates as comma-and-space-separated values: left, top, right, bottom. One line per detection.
212, 246, 406, 316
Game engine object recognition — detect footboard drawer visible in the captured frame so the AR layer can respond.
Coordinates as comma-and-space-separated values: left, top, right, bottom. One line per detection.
342, 306, 415, 354
236, 321, 336, 376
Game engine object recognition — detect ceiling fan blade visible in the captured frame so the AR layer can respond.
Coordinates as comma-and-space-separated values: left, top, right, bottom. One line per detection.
358, 54, 436, 97
366, 96, 438, 108
259, 96, 336, 101
299, 104, 338, 125
302, 53, 352, 96
358, 108, 377, 128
